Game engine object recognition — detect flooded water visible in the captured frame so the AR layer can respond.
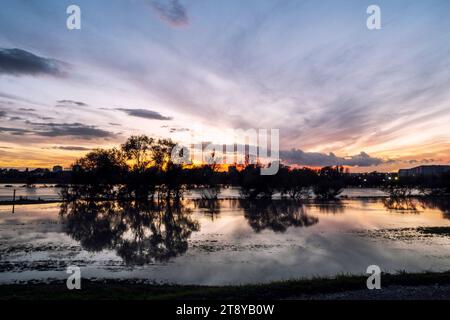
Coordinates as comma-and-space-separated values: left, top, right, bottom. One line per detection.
0, 184, 391, 201
0, 184, 62, 201
1, 195, 450, 285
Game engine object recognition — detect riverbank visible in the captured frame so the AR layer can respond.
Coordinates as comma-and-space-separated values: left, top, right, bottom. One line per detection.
2, 271, 450, 300
0, 199, 61, 206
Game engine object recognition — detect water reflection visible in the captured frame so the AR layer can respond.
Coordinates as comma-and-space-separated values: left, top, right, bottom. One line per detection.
58, 193, 450, 266
311, 200, 345, 214
382, 197, 450, 218
6, 194, 450, 285
194, 199, 221, 220
239, 200, 319, 233
60, 199, 200, 264
382, 197, 420, 213
60, 197, 320, 264
419, 197, 450, 219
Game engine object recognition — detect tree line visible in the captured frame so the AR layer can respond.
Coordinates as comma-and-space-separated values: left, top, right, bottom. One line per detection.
60, 135, 450, 201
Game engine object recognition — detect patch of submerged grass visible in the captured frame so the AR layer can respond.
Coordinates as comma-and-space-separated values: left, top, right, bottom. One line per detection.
417, 227, 450, 236
2, 271, 450, 300
355, 226, 450, 241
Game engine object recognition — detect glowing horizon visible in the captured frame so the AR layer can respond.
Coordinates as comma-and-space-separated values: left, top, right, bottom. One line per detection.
1, 0, 449, 172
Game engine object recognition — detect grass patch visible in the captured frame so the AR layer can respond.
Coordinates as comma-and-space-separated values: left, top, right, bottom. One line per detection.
417, 227, 450, 236
2, 271, 450, 300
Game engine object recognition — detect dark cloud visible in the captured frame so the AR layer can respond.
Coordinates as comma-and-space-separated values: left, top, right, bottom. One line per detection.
150, 0, 188, 27
0, 110, 6, 117
9, 116, 24, 121
384, 159, 398, 165
408, 158, 437, 164
0, 100, 13, 106
280, 149, 384, 167
51, 146, 91, 151
19, 108, 36, 112
38, 124, 114, 139
56, 100, 88, 107
38, 126, 113, 139
0, 48, 64, 76
169, 127, 189, 133
0, 126, 31, 135
23, 121, 116, 139
117, 108, 172, 120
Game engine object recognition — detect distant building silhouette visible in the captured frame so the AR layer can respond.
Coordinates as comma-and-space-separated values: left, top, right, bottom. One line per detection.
399, 165, 450, 177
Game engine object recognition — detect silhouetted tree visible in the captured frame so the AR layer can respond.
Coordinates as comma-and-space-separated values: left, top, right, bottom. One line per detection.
121, 135, 154, 172
152, 139, 186, 199
278, 166, 317, 199
25, 175, 37, 187
119, 135, 157, 199
152, 138, 175, 170
313, 166, 344, 199
69, 148, 126, 198
195, 165, 221, 199
238, 165, 275, 199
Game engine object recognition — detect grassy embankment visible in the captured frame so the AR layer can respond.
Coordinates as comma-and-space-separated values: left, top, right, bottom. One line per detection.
2, 271, 450, 300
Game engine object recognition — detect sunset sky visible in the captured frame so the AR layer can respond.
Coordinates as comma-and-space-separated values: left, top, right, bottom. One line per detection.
0, 0, 449, 172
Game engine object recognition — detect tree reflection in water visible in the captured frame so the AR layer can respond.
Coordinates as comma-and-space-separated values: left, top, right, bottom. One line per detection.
311, 200, 345, 214
381, 197, 450, 218
419, 197, 450, 219
60, 198, 200, 265
194, 199, 221, 221
239, 200, 319, 233
382, 197, 420, 213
